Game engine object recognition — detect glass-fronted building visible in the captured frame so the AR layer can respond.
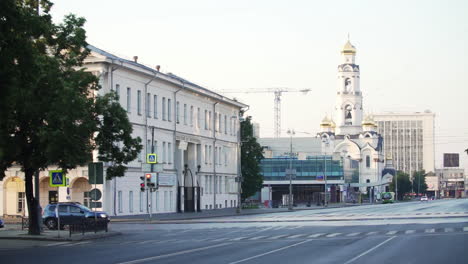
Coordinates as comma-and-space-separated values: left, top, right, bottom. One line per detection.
260, 155, 345, 206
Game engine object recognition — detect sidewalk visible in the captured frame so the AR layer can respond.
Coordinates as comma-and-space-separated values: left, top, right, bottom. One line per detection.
111, 202, 361, 223
0, 228, 121, 241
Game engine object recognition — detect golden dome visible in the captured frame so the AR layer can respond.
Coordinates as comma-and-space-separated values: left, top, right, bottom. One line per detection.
362, 115, 377, 127
342, 40, 356, 55
320, 116, 331, 127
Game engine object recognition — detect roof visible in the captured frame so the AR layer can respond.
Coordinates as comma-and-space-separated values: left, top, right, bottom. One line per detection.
86, 45, 248, 109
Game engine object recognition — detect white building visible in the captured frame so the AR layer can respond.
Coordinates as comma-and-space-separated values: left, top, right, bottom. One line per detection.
316, 39, 386, 194
373, 111, 435, 175
0, 45, 246, 217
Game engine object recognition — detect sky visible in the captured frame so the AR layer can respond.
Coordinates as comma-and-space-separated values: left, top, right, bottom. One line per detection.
50, 0, 468, 169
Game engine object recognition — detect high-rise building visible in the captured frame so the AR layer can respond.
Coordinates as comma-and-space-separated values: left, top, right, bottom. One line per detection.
374, 111, 435, 175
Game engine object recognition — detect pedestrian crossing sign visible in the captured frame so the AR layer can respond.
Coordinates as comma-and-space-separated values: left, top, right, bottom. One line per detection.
49, 170, 66, 187
147, 153, 158, 164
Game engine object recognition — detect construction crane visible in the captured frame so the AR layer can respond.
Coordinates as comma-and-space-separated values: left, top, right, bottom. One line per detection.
215, 88, 311, 138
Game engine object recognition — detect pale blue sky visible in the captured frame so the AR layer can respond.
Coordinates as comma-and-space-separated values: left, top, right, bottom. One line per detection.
51, 0, 468, 168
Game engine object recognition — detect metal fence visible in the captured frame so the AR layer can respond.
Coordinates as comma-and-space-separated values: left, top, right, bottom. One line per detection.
68, 219, 108, 237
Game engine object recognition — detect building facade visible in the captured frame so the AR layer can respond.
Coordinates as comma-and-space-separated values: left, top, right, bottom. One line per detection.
373, 111, 435, 175
1, 45, 246, 217
436, 168, 465, 198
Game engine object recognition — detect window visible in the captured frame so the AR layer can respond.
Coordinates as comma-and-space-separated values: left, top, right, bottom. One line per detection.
214, 146, 218, 165
224, 147, 228, 166
169, 191, 173, 211
204, 110, 208, 130
345, 105, 352, 125
17, 192, 25, 213
137, 90, 142, 115
162, 97, 166, 120
126, 87, 131, 113
139, 191, 144, 212
366, 156, 370, 168
70, 206, 81, 213
115, 84, 120, 99
224, 115, 227, 134
164, 191, 168, 211
208, 111, 212, 130
197, 107, 201, 128
168, 99, 172, 121
168, 142, 172, 164
219, 113, 222, 132
209, 145, 212, 164
153, 95, 158, 118
129, 191, 134, 213
146, 93, 151, 117
118, 191, 123, 213
176, 101, 180, 123
184, 104, 187, 125
214, 112, 217, 132
190, 106, 193, 126
147, 139, 151, 154
163, 142, 166, 163
205, 145, 208, 164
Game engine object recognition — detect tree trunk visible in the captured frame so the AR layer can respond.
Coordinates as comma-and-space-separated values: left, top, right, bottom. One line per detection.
25, 169, 40, 235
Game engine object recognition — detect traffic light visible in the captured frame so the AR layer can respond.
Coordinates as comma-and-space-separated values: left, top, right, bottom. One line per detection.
140, 176, 146, 192
146, 173, 152, 186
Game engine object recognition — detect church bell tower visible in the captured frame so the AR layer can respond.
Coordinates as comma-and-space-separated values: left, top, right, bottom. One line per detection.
334, 39, 363, 135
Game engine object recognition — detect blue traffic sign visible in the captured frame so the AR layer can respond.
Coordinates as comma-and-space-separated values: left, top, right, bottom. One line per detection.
147, 153, 158, 164
49, 170, 66, 187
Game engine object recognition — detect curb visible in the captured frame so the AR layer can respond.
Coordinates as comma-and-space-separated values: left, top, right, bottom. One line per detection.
0, 231, 122, 241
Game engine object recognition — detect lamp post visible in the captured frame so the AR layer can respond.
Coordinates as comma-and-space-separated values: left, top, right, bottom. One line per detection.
287, 129, 295, 211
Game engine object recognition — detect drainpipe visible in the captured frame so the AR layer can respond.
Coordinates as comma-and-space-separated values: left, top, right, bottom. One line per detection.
213, 102, 218, 209
174, 83, 184, 213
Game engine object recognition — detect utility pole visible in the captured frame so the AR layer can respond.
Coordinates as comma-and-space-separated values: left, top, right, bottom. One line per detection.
287, 129, 295, 211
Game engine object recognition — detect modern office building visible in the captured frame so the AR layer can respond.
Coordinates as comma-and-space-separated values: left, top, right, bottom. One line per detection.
374, 111, 435, 175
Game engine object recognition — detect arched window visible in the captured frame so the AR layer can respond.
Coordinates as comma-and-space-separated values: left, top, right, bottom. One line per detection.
366, 155, 370, 168
344, 78, 351, 92
345, 105, 352, 125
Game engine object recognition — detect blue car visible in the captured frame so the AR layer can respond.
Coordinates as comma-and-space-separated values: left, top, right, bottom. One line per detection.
0, 218, 4, 228
42, 202, 110, 230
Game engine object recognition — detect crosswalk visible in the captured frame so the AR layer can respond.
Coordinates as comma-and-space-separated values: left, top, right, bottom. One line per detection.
42, 225, 468, 248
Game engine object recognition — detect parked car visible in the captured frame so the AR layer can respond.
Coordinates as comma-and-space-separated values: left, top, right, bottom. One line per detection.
420, 196, 428, 201
0, 218, 4, 228
42, 202, 110, 230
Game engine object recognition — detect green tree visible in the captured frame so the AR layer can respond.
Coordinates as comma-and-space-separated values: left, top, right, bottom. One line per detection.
240, 116, 264, 200
389, 171, 412, 200
0, 0, 141, 235
412, 170, 428, 195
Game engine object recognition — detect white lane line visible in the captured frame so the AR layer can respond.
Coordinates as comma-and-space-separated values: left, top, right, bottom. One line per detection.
308, 233, 325, 238
286, 234, 305, 239
326, 233, 342, 238
405, 230, 415, 234
463, 227, 468, 232
386, 231, 398, 235
230, 237, 248, 241
343, 236, 396, 264
116, 243, 231, 264
346, 232, 361, 237
44, 242, 72, 247
444, 228, 454, 233
228, 240, 311, 264
269, 234, 289, 240
248, 236, 267, 240
425, 229, 435, 233
286, 226, 302, 230
62, 241, 91, 247
366, 232, 378, 236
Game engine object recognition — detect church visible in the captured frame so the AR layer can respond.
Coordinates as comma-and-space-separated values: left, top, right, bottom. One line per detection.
316, 39, 391, 197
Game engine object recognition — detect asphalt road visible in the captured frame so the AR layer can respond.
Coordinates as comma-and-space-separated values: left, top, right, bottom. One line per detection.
1, 199, 467, 264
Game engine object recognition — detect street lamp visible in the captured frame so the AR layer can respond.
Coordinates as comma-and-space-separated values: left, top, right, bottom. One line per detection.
286, 129, 295, 211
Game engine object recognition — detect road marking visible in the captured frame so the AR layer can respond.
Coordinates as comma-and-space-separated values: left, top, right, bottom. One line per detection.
405, 230, 416, 234
62, 241, 91, 247
343, 236, 396, 264
308, 233, 325, 238
366, 232, 378, 236
286, 226, 302, 230
463, 227, 468, 232
116, 243, 231, 264
386, 231, 398, 235
346, 232, 361, 237
248, 236, 267, 240
286, 234, 305, 239
425, 229, 435, 233
228, 240, 311, 264
44, 242, 72, 247
444, 228, 454, 233
326, 233, 342, 238
269, 234, 288, 240
230, 236, 248, 241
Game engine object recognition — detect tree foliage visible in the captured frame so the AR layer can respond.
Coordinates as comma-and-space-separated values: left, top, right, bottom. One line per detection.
0, 0, 141, 234
389, 171, 412, 200
412, 170, 428, 195
240, 116, 264, 200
